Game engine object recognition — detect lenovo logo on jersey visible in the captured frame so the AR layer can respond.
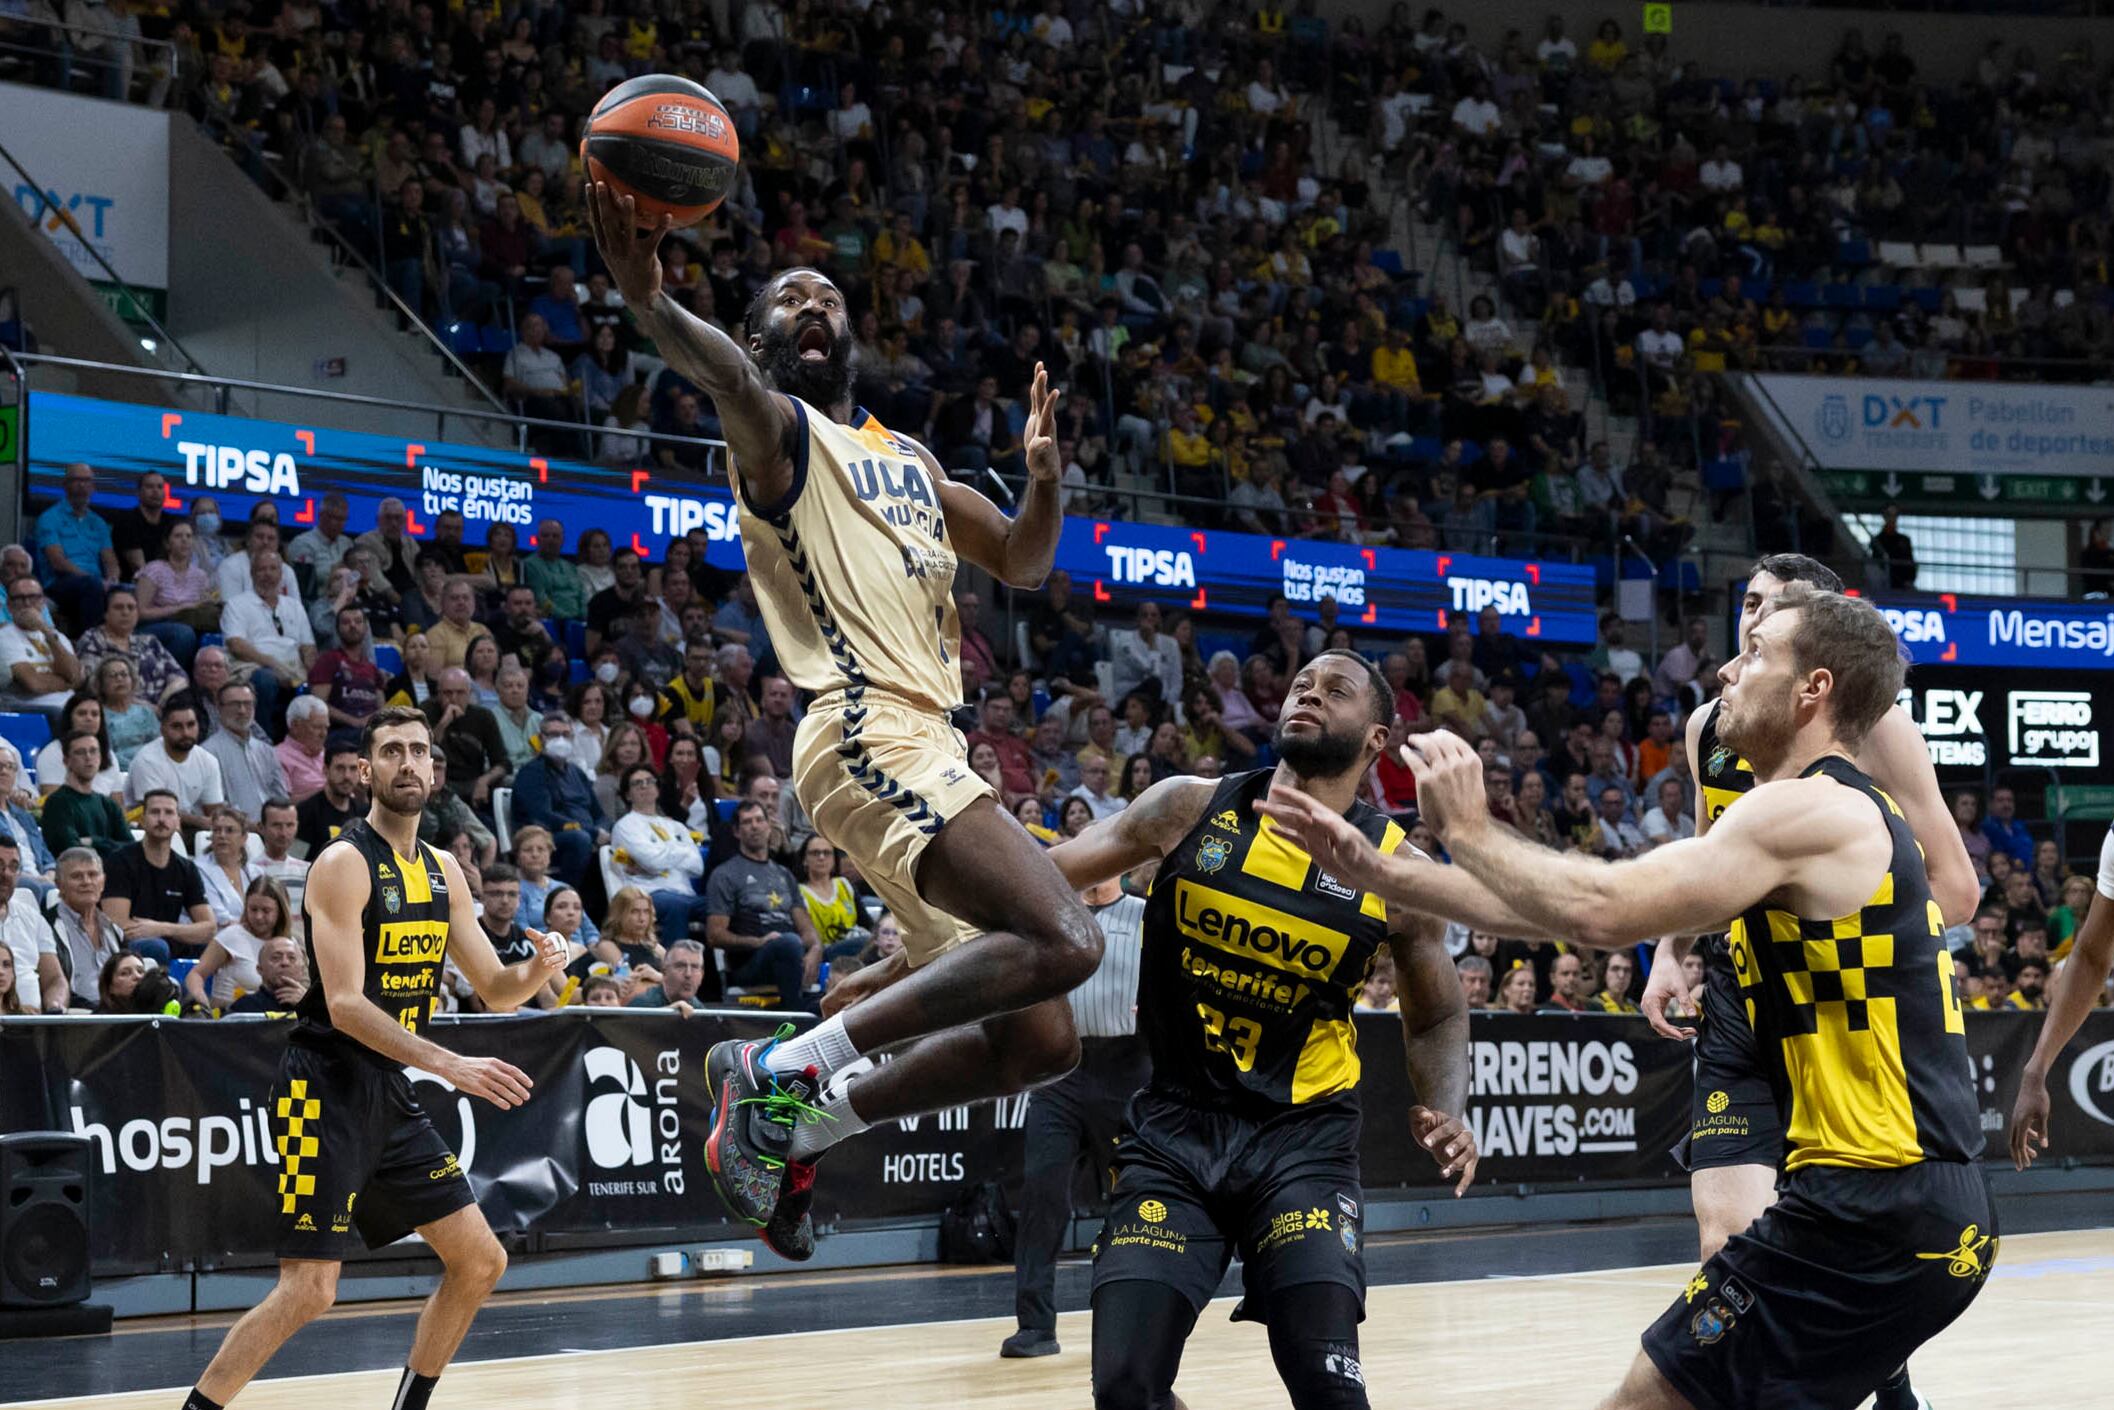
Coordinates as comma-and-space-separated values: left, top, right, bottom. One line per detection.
1104, 545, 1196, 588
1173, 879, 1348, 978
1879, 607, 1946, 645
1448, 577, 1530, 615
582, 1046, 687, 1194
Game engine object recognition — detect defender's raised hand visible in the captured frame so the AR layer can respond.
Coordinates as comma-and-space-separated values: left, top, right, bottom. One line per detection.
584, 180, 668, 310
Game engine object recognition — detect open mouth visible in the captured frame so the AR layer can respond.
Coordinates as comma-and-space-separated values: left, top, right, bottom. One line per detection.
797, 323, 832, 361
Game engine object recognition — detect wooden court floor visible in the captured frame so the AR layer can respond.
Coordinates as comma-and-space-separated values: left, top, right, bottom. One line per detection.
21, 1229, 2114, 1410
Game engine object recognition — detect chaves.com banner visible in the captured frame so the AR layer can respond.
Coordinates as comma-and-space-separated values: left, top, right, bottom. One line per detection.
25, 390, 1592, 644
5, 1010, 2098, 1274
1749, 373, 2114, 482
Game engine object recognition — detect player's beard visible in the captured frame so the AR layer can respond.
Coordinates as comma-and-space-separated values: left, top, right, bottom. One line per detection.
756, 316, 854, 409
1716, 677, 1798, 772
372, 769, 430, 818
1272, 720, 1366, 781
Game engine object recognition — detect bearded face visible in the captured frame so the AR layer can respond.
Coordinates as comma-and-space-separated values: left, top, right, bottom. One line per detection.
751, 273, 855, 409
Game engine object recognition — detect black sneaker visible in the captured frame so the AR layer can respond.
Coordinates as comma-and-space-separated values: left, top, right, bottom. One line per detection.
1000, 1329, 1061, 1358
759, 1155, 819, 1261
704, 1025, 818, 1228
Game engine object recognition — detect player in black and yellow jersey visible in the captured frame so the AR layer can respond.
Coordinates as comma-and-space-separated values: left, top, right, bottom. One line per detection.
1641, 556, 1977, 1283
179, 707, 565, 1410
1049, 650, 1478, 1410
1266, 588, 1996, 1410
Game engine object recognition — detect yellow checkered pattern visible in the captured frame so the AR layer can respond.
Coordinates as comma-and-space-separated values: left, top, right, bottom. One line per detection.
275, 1078, 322, 1214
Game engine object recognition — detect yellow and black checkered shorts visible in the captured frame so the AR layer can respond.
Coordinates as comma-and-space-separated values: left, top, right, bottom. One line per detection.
270, 1042, 475, 1257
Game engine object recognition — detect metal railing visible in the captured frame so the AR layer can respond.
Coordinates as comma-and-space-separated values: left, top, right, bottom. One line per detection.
1734, 343, 2113, 384
0, 10, 180, 108
0, 134, 202, 377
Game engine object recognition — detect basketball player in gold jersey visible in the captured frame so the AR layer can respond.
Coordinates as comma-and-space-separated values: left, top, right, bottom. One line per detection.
180, 707, 565, 1410
1263, 587, 1996, 1410
587, 186, 1106, 1255
1639, 555, 1975, 1410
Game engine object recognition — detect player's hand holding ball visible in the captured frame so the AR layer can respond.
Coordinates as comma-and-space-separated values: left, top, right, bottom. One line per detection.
1409, 1105, 1479, 1196
1399, 733, 1487, 838
581, 75, 739, 309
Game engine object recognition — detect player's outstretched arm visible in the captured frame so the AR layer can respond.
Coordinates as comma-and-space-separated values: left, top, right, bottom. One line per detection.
1389, 905, 1478, 1196
1047, 776, 1217, 889
306, 848, 522, 1106
2011, 828, 2114, 1170
1251, 778, 1561, 937
583, 182, 796, 504
931, 362, 1065, 588
1402, 732, 1862, 949
1859, 704, 1979, 926
439, 850, 566, 1014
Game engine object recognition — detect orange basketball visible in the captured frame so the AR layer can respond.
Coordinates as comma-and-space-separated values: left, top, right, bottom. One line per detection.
580, 76, 740, 231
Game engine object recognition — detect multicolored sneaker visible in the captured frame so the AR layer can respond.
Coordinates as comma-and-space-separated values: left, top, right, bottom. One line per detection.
703, 1025, 822, 1228
759, 1157, 819, 1261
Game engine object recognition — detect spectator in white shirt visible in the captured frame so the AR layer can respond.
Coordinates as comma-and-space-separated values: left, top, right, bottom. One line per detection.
459, 96, 511, 170
124, 699, 226, 837
831, 81, 874, 142
1451, 82, 1502, 138
1596, 786, 1650, 858
1635, 305, 1685, 374
1245, 56, 1290, 115
1699, 144, 1745, 194
1066, 754, 1126, 822
1536, 16, 1577, 69
1566, 135, 1613, 186
283, 491, 352, 584
201, 679, 289, 825
502, 314, 572, 423
986, 188, 1030, 240
1653, 616, 1717, 704
610, 764, 707, 946
705, 51, 763, 136
1110, 601, 1184, 706
216, 517, 303, 608
222, 552, 316, 725
0, 577, 84, 716
0, 835, 65, 1011
1641, 777, 1696, 847
517, 112, 573, 185
254, 798, 311, 899
1033, 0, 1073, 47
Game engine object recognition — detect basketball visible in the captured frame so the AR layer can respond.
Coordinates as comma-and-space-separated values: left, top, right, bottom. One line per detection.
580, 75, 740, 230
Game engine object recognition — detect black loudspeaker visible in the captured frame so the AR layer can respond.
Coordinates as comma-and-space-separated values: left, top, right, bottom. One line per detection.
0, 1133, 91, 1308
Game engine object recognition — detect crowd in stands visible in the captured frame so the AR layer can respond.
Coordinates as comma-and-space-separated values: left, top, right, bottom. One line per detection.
0, 465, 2100, 1027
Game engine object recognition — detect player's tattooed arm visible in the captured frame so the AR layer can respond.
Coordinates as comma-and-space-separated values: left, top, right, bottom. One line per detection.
583, 181, 796, 504
437, 849, 567, 1014
1389, 904, 1478, 1196
927, 363, 1065, 588
1046, 776, 1218, 889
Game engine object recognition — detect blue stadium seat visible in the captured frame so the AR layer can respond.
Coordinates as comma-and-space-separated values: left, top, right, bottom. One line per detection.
565, 619, 587, 658
1620, 555, 1655, 580
1659, 561, 1702, 595
1782, 281, 1820, 307
200, 632, 225, 649
1908, 287, 1943, 313
1703, 458, 1748, 493
1371, 248, 1405, 275
1844, 326, 1874, 350
1837, 238, 1872, 267
1699, 278, 1723, 300
1821, 283, 1860, 309
1862, 285, 1902, 312
0, 712, 51, 766
569, 659, 588, 684
1587, 556, 1615, 595
446, 322, 481, 356
1802, 326, 1835, 349
373, 642, 403, 674
480, 324, 514, 355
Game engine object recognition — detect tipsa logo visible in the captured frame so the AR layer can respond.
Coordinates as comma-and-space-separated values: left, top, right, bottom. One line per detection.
1103, 545, 1196, 588
1879, 607, 1946, 644
583, 1046, 687, 1193
1448, 577, 1530, 614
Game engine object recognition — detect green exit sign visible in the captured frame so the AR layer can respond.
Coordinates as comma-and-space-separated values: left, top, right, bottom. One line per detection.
1822, 470, 2110, 515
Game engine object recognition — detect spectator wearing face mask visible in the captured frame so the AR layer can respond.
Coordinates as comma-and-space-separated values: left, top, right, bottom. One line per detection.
511, 712, 609, 887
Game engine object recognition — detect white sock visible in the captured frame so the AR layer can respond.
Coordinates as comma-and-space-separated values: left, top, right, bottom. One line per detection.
763, 1013, 864, 1083
787, 1083, 869, 1163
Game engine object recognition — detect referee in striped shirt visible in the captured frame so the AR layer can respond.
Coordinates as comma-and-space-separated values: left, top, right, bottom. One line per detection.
1003, 874, 1148, 1359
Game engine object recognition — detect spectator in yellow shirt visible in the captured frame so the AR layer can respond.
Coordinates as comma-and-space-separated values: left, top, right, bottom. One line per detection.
871, 211, 931, 281
1430, 661, 1489, 738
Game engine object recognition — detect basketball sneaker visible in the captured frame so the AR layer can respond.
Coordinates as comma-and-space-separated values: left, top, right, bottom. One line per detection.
759, 1157, 819, 1261
704, 1026, 822, 1228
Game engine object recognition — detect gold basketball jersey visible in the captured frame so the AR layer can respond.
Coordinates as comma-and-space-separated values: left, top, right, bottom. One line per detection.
732, 399, 962, 715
